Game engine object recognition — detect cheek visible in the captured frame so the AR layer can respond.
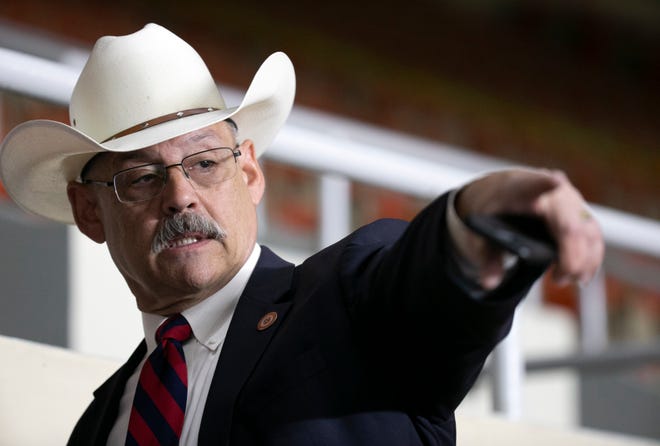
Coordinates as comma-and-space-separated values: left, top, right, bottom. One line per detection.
208, 185, 257, 240
102, 206, 157, 263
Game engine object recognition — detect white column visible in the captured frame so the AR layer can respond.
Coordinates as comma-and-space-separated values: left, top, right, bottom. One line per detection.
578, 269, 608, 353
491, 313, 524, 419
67, 227, 142, 360
490, 278, 542, 418
319, 173, 351, 248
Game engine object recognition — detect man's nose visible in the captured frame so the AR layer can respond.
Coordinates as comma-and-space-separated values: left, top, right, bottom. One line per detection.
160, 164, 198, 214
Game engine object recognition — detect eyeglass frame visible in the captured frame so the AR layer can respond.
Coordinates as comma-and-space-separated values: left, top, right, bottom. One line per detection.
80, 146, 242, 203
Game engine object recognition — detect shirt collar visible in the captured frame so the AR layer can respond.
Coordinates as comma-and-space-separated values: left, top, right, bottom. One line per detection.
142, 244, 261, 352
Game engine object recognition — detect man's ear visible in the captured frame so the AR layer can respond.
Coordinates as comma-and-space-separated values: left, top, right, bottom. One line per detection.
238, 139, 265, 206
66, 182, 106, 244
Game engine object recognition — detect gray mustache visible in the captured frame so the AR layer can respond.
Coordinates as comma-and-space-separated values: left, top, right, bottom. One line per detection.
151, 213, 226, 254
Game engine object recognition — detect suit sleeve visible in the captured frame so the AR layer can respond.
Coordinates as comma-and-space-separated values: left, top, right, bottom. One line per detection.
340, 192, 547, 412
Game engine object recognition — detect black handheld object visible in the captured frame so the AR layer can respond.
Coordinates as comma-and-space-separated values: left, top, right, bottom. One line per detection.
464, 214, 557, 266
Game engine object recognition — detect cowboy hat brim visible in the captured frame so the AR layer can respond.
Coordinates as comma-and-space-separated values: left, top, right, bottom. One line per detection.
0, 51, 295, 224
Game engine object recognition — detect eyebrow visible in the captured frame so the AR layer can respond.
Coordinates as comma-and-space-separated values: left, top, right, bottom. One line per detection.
111, 124, 235, 169
114, 134, 224, 165
81, 125, 235, 179
185, 132, 218, 143
114, 151, 156, 167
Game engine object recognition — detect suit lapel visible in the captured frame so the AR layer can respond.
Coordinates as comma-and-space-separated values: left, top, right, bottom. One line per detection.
198, 246, 295, 446
88, 341, 146, 445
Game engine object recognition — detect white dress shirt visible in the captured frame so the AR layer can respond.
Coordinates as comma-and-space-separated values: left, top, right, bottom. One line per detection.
106, 244, 261, 446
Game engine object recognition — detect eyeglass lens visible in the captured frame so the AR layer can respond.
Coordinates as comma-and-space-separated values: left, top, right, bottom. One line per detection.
113, 147, 237, 203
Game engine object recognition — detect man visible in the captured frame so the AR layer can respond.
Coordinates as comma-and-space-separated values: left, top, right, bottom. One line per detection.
0, 24, 603, 446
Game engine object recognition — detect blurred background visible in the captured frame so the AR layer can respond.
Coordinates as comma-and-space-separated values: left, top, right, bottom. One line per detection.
0, 0, 659, 442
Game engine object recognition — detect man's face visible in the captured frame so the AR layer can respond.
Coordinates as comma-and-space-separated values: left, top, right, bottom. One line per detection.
68, 122, 265, 315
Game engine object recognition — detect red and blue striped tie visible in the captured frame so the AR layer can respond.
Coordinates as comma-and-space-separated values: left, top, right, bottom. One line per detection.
126, 314, 192, 446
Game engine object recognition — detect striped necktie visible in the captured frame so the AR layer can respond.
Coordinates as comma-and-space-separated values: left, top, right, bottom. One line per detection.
126, 314, 192, 446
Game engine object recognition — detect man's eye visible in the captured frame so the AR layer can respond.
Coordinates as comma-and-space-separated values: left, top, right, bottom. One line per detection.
196, 159, 218, 169
131, 173, 160, 186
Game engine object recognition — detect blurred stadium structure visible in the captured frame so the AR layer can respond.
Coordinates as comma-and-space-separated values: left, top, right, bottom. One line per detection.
0, 7, 659, 443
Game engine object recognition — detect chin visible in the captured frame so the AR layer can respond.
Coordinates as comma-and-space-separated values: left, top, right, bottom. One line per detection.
174, 265, 227, 295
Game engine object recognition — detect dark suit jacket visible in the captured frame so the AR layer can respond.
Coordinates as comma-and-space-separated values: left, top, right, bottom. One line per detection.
67, 194, 545, 445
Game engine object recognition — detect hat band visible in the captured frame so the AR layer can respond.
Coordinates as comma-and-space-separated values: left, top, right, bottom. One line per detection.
100, 107, 219, 143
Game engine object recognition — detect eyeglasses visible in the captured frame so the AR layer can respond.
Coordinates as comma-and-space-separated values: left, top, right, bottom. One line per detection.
82, 147, 242, 203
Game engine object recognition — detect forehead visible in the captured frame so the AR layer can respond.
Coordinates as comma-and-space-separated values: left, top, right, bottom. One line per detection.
119, 126, 230, 162
83, 122, 235, 175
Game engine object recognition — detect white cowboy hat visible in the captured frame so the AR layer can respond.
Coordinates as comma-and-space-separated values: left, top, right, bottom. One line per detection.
0, 23, 296, 224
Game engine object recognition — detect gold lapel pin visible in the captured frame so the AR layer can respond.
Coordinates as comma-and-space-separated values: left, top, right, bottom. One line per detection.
257, 311, 278, 331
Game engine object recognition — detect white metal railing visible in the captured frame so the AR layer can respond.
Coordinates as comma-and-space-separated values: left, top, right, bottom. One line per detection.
0, 46, 79, 104
1, 39, 659, 420
1, 44, 659, 257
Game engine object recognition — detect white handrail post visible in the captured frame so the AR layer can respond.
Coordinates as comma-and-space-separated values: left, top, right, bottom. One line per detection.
491, 311, 524, 419
490, 278, 542, 418
319, 173, 351, 249
579, 269, 608, 354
